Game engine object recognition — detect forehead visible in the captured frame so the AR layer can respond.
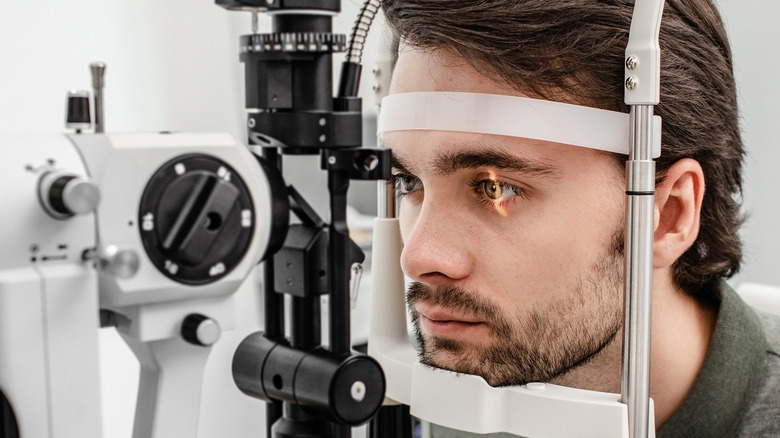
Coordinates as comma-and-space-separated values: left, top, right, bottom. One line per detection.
385, 129, 595, 181
390, 48, 512, 95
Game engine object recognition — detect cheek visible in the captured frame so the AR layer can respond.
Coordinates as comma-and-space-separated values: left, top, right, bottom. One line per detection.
484, 199, 623, 287
397, 200, 420, 242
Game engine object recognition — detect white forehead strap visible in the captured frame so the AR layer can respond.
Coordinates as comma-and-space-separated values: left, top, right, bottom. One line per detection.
378, 91, 661, 158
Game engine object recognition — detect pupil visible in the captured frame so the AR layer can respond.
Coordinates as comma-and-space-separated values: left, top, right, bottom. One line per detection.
486, 181, 501, 199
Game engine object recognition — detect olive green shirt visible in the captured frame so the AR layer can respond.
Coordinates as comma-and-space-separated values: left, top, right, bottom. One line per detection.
428, 280, 780, 437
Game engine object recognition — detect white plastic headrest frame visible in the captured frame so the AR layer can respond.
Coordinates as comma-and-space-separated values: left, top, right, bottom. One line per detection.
378, 91, 661, 158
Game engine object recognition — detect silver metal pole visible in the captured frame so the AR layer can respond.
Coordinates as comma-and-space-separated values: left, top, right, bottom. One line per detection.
377, 179, 395, 219
622, 2, 664, 437
621, 104, 656, 438
90, 62, 106, 133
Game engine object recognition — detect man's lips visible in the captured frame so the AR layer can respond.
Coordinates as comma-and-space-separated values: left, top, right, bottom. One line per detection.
415, 304, 485, 337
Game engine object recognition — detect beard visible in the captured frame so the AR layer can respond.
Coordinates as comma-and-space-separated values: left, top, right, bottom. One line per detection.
406, 228, 625, 387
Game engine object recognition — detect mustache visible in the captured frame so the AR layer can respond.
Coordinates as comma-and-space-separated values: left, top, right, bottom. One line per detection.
406, 281, 512, 336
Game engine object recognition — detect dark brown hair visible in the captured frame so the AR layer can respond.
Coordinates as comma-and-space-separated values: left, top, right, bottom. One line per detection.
383, 0, 745, 295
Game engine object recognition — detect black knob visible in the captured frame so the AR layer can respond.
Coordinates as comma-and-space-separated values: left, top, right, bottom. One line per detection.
181, 313, 221, 346
138, 154, 255, 285
66, 90, 91, 131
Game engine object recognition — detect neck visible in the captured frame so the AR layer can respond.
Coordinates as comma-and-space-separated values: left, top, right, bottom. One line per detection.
647, 269, 717, 428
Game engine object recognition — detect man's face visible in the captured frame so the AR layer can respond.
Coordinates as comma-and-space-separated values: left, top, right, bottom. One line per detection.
385, 49, 628, 387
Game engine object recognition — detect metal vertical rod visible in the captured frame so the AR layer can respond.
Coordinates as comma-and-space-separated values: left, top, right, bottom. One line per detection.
90, 62, 106, 133
621, 104, 656, 438
377, 178, 395, 219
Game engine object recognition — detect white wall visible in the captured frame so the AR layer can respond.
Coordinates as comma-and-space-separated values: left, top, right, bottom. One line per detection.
717, 0, 780, 288
0, 0, 247, 136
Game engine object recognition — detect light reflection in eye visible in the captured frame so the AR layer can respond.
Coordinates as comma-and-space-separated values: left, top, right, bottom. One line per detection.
474, 172, 525, 218
484, 180, 504, 200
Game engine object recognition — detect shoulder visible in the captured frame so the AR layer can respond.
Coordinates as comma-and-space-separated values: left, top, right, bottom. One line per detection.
757, 311, 780, 356
738, 311, 780, 437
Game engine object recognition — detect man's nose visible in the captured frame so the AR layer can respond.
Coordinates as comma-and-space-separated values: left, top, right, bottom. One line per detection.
399, 198, 474, 286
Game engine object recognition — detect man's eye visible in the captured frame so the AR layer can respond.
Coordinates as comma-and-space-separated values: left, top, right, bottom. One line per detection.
393, 173, 422, 194
482, 180, 518, 200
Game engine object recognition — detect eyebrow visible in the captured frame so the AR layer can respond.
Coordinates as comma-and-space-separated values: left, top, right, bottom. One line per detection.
391, 147, 560, 179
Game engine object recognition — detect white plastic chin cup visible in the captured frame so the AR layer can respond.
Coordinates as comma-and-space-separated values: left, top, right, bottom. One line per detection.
378, 91, 661, 158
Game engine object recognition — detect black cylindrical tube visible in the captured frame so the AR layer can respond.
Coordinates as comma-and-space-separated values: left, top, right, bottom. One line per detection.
273, 14, 333, 114
232, 332, 279, 401
234, 338, 384, 425
337, 61, 362, 98
295, 349, 385, 425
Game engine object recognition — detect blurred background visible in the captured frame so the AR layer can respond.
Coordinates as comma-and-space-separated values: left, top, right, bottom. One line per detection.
0, 0, 776, 436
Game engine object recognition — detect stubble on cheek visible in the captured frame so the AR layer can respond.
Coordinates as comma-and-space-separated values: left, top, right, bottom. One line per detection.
405, 239, 624, 388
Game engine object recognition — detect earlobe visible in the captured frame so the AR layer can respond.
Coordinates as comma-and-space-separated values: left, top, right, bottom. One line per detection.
653, 159, 705, 269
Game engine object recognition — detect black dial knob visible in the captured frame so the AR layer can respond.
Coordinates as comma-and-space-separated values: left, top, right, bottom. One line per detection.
181, 313, 221, 346
139, 154, 255, 285
66, 90, 91, 131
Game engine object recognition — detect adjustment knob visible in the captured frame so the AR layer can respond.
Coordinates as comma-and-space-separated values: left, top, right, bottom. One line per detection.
100, 245, 140, 279
39, 171, 101, 219
181, 314, 220, 346
138, 154, 255, 285
66, 90, 92, 132
83, 245, 141, 279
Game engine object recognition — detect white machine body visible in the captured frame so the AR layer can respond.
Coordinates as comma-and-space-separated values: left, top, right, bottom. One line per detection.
0, 133, 103, 438
0, 131, 276, 438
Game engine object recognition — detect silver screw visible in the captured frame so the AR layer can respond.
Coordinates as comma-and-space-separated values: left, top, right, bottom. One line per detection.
248, 118, 256, 128
319, 118, 327, 126
350, 381, 366, 402
372, 83, 381, 93
626, 56, 639, 70
319, 134, 327, 143
372, 66, 381, 77
267, 0, 274, 4
251, 9, 259, 34
625, 76, 639, 90
328, 156, 336, 165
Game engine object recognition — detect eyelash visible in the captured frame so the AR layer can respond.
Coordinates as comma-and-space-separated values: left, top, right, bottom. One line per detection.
391, 172, 528, 210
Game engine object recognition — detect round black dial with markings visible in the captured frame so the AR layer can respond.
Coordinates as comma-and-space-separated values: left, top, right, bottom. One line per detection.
139, 154, 255, 285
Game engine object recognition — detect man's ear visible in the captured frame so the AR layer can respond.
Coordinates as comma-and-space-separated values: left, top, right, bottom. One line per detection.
653, 158, 705, 269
